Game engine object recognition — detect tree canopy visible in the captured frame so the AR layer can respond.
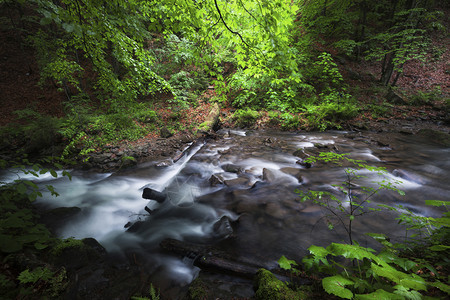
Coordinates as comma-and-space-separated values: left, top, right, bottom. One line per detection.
0, 0, 446, 155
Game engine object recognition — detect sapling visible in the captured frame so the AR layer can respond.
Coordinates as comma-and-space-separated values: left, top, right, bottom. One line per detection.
278, 153, 450, 299
296, 151, 404, 245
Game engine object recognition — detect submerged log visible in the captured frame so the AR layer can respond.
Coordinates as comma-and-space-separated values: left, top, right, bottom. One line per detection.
142, 188, 166, 203
160, 238, 260, 278
160, 238, 312, 284
197, 256, 260, 278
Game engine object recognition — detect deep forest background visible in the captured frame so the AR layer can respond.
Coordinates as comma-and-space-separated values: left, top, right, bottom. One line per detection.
0, 0, 449, 161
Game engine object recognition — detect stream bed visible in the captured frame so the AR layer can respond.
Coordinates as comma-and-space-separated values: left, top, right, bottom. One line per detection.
4, 129, 449, 298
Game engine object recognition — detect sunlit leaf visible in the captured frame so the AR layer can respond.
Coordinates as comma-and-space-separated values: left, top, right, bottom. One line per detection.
322, 275, 354, 299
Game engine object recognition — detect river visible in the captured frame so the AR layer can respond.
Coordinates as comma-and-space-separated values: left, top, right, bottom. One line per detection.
3, 129, 449, 298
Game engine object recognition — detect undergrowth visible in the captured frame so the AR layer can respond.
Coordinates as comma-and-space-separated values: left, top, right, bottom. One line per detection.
275, 152, 450, 299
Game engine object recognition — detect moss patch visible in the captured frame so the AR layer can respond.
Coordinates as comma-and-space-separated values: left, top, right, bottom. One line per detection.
254, 269, 307, 300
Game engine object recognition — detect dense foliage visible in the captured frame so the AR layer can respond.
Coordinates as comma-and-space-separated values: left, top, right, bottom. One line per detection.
0, 0, 446, 156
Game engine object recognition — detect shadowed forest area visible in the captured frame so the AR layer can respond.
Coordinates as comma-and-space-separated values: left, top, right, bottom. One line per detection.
0, 1, 449, 299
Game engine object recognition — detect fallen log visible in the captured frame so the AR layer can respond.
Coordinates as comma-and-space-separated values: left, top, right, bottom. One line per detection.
173, 140, 202, 163
197, 255, 260, 278
142, 188, 166, 203
160, 238, 261, 278
159, 238, 311, 284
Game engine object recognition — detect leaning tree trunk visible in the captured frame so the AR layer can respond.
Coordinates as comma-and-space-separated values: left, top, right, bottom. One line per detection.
381, 53, 395, 86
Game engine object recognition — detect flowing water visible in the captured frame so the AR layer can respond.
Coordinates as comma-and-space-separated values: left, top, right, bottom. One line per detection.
2, 130, 449, 298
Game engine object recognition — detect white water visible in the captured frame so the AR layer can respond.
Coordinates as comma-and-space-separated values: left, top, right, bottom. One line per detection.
2, 130, 449, 298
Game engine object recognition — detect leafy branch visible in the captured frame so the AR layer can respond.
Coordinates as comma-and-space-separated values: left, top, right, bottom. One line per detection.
297, 152, 404, 245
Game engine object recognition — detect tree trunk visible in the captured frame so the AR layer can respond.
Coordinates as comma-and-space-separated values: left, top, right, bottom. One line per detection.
391, 63, 404, 86
355, 1, 367, 59
381, 53, 394, 86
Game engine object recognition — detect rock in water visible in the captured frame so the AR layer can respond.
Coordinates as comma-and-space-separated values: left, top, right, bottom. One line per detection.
262, 168, 276, 183
212, 216, 234, 239
209, 174, 224, 186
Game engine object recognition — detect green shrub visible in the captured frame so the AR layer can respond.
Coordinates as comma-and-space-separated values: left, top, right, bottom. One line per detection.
368, 102, 392, 118
18, 267, 67, 298
60, 100, 157, 158
5, 108, 63, 154
280, 113, 302, 130
267, 111, 281, 125
304, 52, 345, 93
232, 108, 260, 127
409, 88, 442, 106
304, 91, 358, 130
0, 157, 68, 254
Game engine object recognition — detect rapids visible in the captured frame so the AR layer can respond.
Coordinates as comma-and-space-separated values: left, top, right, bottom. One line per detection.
2, 130, 449, 298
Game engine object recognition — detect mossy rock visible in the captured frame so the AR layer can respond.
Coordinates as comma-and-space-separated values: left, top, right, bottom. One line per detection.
254, 269, 307, 300
197, 102, 220, 133
51, 237, 106, 270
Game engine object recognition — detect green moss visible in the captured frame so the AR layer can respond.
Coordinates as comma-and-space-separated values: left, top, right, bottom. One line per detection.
197, 121, 211, 132
187, 278, 209, 300
51, 237, 84, 256
254, 269, 307, 300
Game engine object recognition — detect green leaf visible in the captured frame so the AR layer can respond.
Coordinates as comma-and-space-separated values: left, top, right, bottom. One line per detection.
425, 200, 449, 207
398, 274, 427, 291
50, 169, 58, 178
322, 275, 354, 299
328, 243, 376, 261
62, 170, 72, 180
308, 245, 330, 258
355, 289, 404, 300
278, 255, 297, 271
24, 180, 38, 190
34, 242, 48, 250
16, 182, 27, 194
428, 245, 450, 251
367, 233, 394, 247
1, 215, 26, 228
46, 185, 59, 197
370, 262, 405, 283
16, 234, 42, 243
393, 284, 422, 300
428, 281, 450, 294
62, 22, 74, 33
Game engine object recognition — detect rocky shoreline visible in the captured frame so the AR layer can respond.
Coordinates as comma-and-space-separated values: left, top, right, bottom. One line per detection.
81, 114, 450, 173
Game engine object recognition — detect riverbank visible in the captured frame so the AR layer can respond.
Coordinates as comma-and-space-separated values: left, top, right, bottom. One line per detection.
77, 103, 450, 172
